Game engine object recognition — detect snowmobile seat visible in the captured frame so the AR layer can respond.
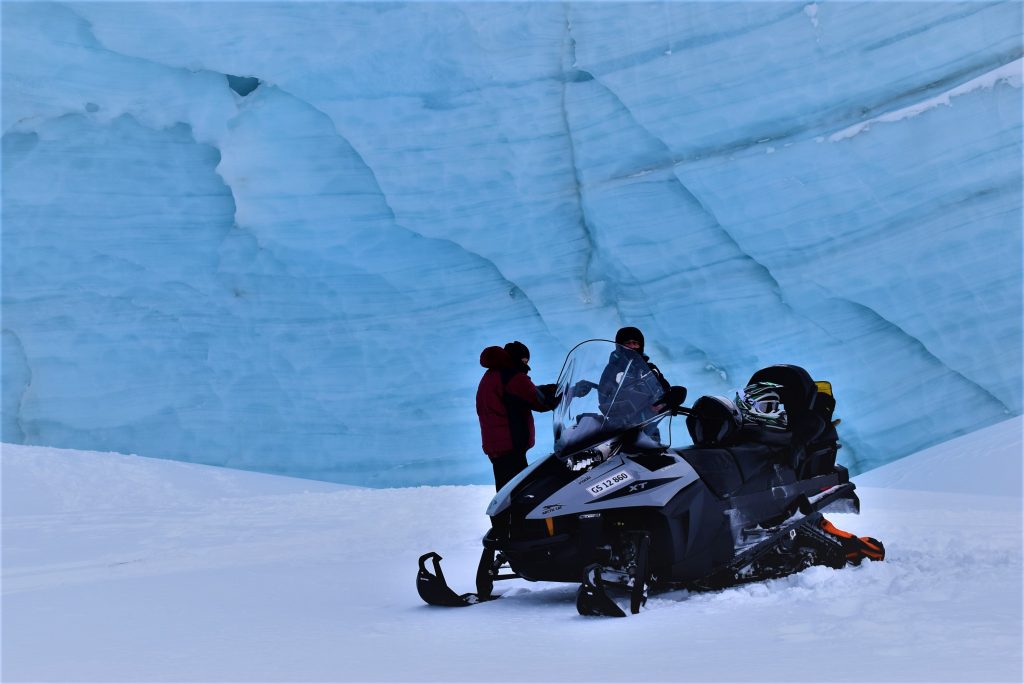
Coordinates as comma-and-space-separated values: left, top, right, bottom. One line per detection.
734, 422, 792, 447
729, 442, 782, 483
678, 442, 779, 499
678, 448, 742, 498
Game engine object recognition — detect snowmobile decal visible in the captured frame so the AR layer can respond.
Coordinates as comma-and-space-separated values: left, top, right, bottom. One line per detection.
587, 477, 682, 503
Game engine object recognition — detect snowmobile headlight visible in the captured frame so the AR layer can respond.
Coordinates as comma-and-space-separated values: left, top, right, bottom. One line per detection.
565, 436, 621, 472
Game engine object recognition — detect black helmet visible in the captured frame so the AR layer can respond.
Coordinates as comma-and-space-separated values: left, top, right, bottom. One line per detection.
615, 326, 644, 352
686, 395, 742, 447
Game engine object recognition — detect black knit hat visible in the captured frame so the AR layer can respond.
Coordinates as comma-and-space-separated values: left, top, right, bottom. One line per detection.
615, 326, 645, 352
504, 340, 530, 366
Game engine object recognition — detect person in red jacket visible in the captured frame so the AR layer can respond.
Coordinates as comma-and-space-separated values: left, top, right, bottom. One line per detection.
476, 341, 558, 491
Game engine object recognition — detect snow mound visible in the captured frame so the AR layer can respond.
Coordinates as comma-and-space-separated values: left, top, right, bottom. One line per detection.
2, 423, 1021, 682
1, 443, 351, 515
854, 416, 1022, 497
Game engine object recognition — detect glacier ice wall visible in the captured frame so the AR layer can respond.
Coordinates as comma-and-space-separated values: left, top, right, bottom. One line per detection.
2, 2, 1021, 486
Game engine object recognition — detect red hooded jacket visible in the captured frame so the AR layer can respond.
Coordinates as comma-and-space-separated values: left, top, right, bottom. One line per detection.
476, 346, 553, 458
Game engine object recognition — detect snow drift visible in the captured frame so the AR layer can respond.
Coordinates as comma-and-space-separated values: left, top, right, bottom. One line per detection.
2, 417, 1020, 682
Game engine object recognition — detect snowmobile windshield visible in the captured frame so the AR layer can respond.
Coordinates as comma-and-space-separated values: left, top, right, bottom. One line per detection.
553, 340, 668, 459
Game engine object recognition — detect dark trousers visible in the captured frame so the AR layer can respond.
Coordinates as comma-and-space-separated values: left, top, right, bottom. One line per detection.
491, 450, 528, 491
490, 450, 528, 535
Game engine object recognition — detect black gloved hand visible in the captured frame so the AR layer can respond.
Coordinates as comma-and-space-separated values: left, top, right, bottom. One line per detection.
537, 383, 560, 406
571, 380, 598, 398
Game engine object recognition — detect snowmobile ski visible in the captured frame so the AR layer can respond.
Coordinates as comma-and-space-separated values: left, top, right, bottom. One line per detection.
417, 552, 492, 607
576, 564, 626, 617
417, 549, 519, 607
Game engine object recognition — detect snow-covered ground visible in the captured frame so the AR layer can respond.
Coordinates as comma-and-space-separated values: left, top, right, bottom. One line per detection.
3, 418, 1022, 682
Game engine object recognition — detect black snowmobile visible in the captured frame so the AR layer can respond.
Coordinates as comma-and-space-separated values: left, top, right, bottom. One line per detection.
418, 340, 884, 617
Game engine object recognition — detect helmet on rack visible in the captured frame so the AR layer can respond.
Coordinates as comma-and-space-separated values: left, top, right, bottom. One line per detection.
686, 395, 743, 447
736, 381, 788, 430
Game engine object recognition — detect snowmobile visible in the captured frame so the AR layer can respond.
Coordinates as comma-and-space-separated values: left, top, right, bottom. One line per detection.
417, 339, 884, 617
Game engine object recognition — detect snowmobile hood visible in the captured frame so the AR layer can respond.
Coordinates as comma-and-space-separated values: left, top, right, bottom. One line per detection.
486, 448, 701, 518
480, 346, 513, 370
525, 452, 700, 519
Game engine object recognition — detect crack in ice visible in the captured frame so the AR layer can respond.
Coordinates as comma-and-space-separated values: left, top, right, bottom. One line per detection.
50, 3, 557, 343
830, 296, 1013, 414
264, 83, 558, 343
1, 328, 33, 442
829, 57, 1023, 142
559, 8, 603, 314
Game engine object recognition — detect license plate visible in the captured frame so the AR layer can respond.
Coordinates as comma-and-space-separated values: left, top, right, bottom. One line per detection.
587, 470, 632, 497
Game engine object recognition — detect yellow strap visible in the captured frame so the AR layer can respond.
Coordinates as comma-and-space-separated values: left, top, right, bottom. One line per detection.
815, 380, 833, 396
